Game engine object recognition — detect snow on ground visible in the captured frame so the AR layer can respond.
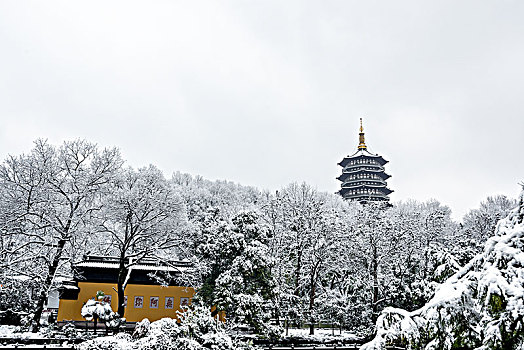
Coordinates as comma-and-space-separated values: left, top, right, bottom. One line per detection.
0, 346, 70, 349
0, 325, 43, 339
0, 325, 17, 337
283, 327, 360, 342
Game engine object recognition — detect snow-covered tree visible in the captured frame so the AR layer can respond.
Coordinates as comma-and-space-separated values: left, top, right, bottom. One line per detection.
98, 165, 186, 317
266, 183, 326, 333
193, 210, 277, 337
313, 199, 457, 333
260, 183, 348, 334
350, 202, 402, 325
171, 171, 262, 221
0, 139, 122, 331
362, 187, 524, 350
461, 195, 516, 251
385, 200, 457, 312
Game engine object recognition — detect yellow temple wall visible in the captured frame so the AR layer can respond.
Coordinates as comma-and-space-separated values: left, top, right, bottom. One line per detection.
57, 282, 194, 323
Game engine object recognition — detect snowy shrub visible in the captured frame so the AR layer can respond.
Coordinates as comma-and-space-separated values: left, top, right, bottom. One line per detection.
132, 318, 150, 339
60, 321, 78, 338
362, 189, 524, 350
133, 318, 180, 349
77, 332, 133, 350
78, 305, 251, 350
0, 277, 39, 314
81, 298, 122, 328
173, 305, 251, 349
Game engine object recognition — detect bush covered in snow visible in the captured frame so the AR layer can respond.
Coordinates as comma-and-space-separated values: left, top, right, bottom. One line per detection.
81, 297, 122, 328
78, 305, 251, 350
361, 190, 524, 350
0, 277, 39, 314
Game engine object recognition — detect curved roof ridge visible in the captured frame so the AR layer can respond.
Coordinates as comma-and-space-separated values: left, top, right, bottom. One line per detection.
348, 148, 380, 158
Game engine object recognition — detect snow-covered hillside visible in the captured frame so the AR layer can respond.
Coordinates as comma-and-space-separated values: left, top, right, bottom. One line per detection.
362, 190, 524, 350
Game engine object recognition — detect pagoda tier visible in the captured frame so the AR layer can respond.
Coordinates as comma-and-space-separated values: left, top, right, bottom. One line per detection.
337, 119, 393, 202
339, 185, 393, 197
337, 167, 391, 182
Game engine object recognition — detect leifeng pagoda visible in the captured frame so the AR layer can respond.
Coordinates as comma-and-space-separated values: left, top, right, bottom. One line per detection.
337, 119, 393, 202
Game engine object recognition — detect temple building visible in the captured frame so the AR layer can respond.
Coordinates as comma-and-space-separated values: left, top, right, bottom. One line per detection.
337, 119, 393, 202
57, 256, 195, 324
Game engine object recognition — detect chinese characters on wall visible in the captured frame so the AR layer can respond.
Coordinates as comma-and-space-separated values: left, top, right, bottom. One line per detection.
150, 296, 159, 309
130, 295, 190, 309
165, 297, 174, 309
134, 296, 144, 308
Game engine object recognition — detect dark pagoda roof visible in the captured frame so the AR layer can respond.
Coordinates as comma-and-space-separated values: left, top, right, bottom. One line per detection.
338, 149, 388, 167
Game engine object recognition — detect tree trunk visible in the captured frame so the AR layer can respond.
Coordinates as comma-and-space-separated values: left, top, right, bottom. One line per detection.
117, 254, 128, 318
30, 237, 67, 332
518, 192, 524, 225
294, 249, 302, 295
423, 239, 430, 280
309, 264, 318, 335
372, 246, 379, 324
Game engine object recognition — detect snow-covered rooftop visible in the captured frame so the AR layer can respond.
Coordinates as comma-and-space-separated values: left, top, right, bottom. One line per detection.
74, 256, 191, 273
75, 261, 189, 272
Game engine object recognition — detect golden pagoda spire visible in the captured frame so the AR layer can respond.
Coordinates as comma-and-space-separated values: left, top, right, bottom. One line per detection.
358, 118, 367, 150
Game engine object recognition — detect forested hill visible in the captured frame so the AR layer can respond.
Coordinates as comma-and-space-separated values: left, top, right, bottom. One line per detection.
0, 139, 517, 336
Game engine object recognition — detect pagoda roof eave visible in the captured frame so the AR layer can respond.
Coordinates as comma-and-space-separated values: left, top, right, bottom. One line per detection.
341, 183, 389, 189
348, 148, 380, 157
339, 149, 388, 167
338, 189, 391, 199
342, 195, 390, 201
341, 168, 386, 174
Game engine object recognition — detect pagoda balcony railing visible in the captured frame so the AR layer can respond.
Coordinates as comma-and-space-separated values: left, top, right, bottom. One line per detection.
342, 180, 387, 187
345, 195, 389, 201
344, 192, 389, 198
343, 175, 386, 183
341, 172, 386, 179
344, 160, 381, 167
345, 190, 387, 196
340, 188, 390, 195
343, 165, 384, 173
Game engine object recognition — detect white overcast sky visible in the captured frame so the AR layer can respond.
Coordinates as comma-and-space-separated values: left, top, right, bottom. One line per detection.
1, 1, 523, 220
